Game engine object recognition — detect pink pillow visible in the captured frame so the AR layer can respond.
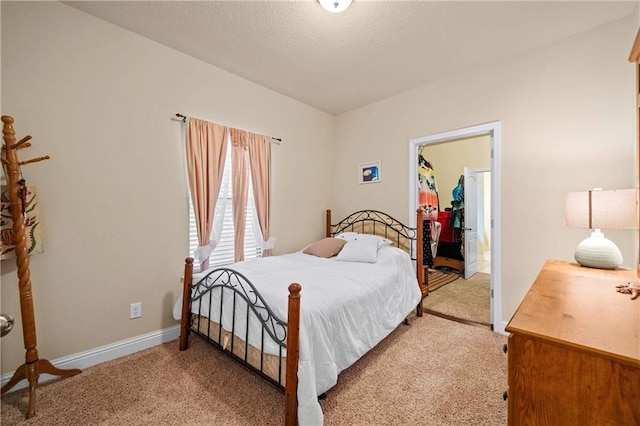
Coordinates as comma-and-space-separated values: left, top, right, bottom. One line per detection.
303, 238, 347, 258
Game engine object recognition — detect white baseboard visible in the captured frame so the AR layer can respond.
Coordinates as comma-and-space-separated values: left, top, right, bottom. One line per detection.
1, 324, 180, 393
494, 320, 508, 335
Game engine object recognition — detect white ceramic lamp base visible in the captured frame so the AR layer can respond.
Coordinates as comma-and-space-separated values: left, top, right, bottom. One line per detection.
574, 229, 623, 270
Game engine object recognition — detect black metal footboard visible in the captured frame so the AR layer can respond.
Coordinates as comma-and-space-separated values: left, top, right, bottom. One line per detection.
181, 262, 289, 388
179, 258, 301, 426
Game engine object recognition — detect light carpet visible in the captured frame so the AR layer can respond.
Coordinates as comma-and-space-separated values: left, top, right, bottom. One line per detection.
423, 272, 491, 326
1, 314, 506, 426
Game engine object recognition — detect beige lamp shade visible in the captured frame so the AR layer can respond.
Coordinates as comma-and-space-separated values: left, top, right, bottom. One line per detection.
565, 188, 638, 230
564, 188, 638, 269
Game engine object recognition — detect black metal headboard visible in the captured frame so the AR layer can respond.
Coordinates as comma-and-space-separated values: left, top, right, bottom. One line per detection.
328, 209, 424, 262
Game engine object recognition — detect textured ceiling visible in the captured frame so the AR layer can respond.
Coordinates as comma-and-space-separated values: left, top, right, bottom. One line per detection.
65, 1, 636, 115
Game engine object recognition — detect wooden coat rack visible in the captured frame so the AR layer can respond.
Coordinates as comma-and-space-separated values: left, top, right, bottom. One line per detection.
0, 115, 80, 419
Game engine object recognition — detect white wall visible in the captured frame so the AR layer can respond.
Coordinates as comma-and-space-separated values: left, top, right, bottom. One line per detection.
333, 16, 638, 325
1, 2, 334, 373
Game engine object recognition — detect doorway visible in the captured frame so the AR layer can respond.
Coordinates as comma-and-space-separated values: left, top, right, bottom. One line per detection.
408, 121, 502, 332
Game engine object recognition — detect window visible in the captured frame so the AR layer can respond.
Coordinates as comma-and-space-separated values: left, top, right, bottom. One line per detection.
188, 137, 262, 271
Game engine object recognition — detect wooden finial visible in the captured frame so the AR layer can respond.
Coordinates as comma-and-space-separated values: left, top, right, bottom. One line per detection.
288, 283, 302, 296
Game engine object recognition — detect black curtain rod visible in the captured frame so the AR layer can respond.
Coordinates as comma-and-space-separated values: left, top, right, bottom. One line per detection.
175, 113, 281, 142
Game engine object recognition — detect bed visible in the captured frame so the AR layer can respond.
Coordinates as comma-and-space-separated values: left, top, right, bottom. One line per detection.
177, 209, 429, 425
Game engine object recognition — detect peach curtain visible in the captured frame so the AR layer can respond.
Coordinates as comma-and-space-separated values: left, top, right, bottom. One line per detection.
248, 133, 273, 256
229, 128, 250, 262
186, 119, 228, 271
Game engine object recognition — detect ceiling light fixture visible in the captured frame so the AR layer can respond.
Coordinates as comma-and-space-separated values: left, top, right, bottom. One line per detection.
318, 0, 352, 13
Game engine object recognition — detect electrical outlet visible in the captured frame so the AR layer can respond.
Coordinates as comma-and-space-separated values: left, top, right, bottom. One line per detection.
130, 302, 142, 319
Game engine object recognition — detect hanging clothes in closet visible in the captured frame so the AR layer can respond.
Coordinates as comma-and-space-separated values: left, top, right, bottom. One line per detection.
417, 146, 439, 266
450, 174, 464, 232
450, 174, 465, 258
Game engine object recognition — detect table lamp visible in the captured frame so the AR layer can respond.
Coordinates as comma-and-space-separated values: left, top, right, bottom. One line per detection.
564, 188, 638, 269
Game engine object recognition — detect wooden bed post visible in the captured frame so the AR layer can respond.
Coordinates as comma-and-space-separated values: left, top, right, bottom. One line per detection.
285, 283, 301, 426
179, 257, 194, 351
325, 209, 332, 237
416, 208, 425, 317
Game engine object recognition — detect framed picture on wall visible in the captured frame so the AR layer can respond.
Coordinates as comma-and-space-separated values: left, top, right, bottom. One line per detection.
358, 161, 381, 184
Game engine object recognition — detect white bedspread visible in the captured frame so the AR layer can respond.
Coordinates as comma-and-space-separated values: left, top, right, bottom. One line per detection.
174, 246, 421, 425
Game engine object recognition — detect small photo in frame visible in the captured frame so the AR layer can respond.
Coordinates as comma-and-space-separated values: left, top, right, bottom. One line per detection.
358, 161, 381, 184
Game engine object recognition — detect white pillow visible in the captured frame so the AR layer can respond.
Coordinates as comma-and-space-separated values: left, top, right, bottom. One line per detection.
335, 231, 359, 242
335, 238, 379, 263
354, 234, 393, 250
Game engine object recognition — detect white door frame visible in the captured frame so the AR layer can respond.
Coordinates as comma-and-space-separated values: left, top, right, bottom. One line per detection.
408, 121, 504, 333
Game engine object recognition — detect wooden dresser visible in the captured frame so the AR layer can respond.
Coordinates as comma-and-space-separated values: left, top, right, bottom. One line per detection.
505, 260, 640, 425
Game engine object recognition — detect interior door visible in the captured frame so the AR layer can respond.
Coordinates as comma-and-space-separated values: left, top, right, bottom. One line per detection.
464, 167, 478, 279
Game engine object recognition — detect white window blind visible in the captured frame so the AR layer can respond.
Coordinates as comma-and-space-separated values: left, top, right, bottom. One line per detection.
188, 139, 262, 271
